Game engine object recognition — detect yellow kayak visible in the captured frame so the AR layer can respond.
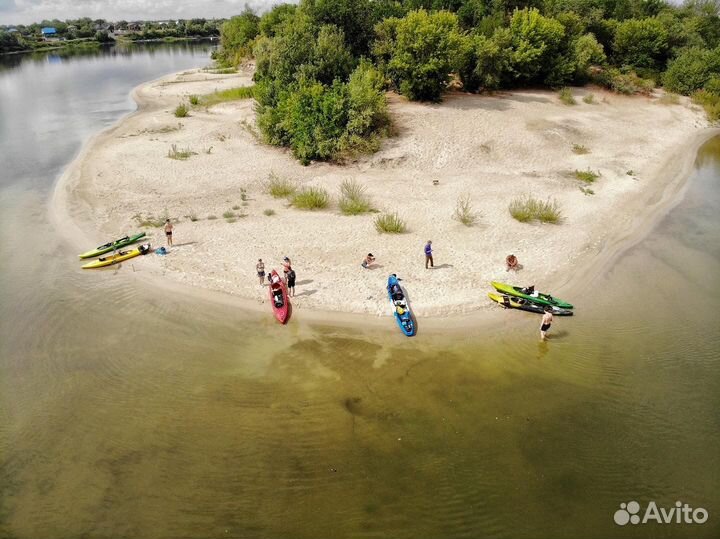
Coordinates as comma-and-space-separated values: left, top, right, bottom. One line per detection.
82, 243, 151, 269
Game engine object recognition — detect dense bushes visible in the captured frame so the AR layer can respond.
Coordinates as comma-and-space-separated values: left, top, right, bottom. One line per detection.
213, 0, 720, 163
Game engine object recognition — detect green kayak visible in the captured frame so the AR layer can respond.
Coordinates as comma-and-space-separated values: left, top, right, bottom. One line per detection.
491, 281, 573, 309
78, 232, 146, 259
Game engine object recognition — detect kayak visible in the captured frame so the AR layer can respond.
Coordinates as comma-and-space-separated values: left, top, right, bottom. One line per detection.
387, 274, 416, 336
79, 232, 146, 259
491, 281, 573, 309
488, 292, 574, 316
82, 243, 151, 269
268, 269, 290, 324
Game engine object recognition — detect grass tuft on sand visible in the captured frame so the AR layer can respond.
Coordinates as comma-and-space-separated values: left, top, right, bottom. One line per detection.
509, 195, 562, 224
291, 186, 330, 210
339, 179, 372, 215
452, 194, 478, 226
265, 172, 297, 199
374, 212, 407, 233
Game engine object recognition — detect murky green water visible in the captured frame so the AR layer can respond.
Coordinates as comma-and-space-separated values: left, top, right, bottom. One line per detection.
1, 45, 718, 539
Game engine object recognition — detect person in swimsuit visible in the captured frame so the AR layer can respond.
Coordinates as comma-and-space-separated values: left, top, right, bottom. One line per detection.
506, 254, 519, 272
256, 259, 265, 285
282, 256, 292, 282
361, 253, 375, 269
287, 268, 296, 297
164, 219, 173, 247
540, 306, 553, 341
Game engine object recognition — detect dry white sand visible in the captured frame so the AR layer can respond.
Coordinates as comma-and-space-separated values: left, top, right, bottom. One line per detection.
54, 66, 712, 318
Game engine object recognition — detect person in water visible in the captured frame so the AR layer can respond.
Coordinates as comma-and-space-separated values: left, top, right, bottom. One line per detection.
506, 254, 520, 272
424, 240, 434, 269
287, 268, 296, 297
361, 253, 376, 269
164, 219, 173, 247
540, 306, 553, 341
256, 259, 265, 285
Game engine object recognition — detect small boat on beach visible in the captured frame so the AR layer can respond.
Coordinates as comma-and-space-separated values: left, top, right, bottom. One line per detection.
81, 243, 151, 269
78, 232, 146, 259
488, 292, 574, 316
268, 269, 290, 324
387, 274, 416, 337
491, 281, 573, 309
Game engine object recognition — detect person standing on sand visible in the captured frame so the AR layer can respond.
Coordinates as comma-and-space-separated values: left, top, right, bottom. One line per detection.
287, 268, 296, 297
282, 256, 292, 282
540, 306, 553, 341
164, 219, 173, 247
256, 259, 265, 285
424, 240, 434, 269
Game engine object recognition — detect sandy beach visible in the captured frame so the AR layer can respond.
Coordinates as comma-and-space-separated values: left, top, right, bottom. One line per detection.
52, 66, 713, 318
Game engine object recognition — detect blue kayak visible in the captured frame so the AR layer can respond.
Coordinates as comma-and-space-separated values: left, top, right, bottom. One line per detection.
387, 274, 416, 337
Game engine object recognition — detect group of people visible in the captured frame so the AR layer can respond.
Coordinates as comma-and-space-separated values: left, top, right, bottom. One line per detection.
256, 257, 296, 296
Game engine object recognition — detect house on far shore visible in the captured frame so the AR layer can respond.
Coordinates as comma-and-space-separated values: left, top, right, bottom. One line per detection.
41, 27, 57, 40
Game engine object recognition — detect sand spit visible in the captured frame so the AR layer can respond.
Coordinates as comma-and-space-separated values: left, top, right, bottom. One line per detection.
53, 66, 712, 318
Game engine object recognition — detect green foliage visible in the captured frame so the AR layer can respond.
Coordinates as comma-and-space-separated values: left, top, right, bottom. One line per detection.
380, 9, 465, 101
263, 209, 276, 216
302, 0, 375, 56
573, 33, 607, 81
509, 195, 562, 224
559, 87, 576, 104
188, 94, 199, 105
582, 93, 595, 103
374, 212, 407, 233
452, 194, 478, 226
692, 88, 720, 121
575, 169, 600, 182
595, 67, 655, 94
659, 92, 680, 104
613, 17, 669, 68
174, 103, 189, 117
338, 179, 373, 215
662, 47, 720, 95
291, 186, 330, 210
199, 85, 255, 107
301, 25, 356, 85
259, 4, 297, 37
265, 173, 297, 198
459, 30, 513, 91
219, 10, 260, 65
223, 210, 236, 219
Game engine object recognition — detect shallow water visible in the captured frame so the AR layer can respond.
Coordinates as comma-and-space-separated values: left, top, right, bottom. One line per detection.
0, 45, 719, 539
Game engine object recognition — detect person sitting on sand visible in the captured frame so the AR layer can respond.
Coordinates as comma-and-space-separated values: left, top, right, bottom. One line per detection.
361, 253, 376, 269
506, 254, 520, 272
256, 259, 265, 285
164, 219, 173, 247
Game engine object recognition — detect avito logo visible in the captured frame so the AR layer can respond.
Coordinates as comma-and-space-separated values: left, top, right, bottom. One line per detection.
614, 501, 709, 526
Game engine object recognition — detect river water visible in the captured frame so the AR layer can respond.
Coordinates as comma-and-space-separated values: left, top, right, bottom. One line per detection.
0, 44, 718, 539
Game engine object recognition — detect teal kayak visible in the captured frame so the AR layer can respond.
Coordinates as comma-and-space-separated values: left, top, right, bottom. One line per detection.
491, 281, 573, 309
78, 232, 146, 259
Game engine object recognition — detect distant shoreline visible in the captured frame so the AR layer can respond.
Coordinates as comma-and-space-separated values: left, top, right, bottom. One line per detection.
51, 66, 714, 321
0, 36, 216, 56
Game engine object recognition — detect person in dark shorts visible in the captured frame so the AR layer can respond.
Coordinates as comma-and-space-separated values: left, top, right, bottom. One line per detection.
282, 256, 292, 282
286, 268, 296, 297
164, 219, 173, 247
256, 259, 265, 285
361, 253, 375, 269
540, 306, 553, 341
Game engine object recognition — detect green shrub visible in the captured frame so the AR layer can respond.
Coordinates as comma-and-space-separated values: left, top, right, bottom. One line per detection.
509, 195, 562, 224
374, 212, 407, 233
223, 210, 236, 219
559, 87, 576, 105
583, 93, 595, 104
452, 194, 478, 226
613, 18, 669, 69
265, 172, 297, 198
174, 103, 189, 117
199, 85, 255, 107
572, 144, 590, 154
167, 144, 196, 160
659, 92, 680, 104
692, 89, 720, 122
291, 186, 330, 210
575, 169, 600, 183
338, 179, 372, 215
662, 48, 720, 95
598, 68, 655, 95
189, 94, 199, 105
263, 209, 276, 216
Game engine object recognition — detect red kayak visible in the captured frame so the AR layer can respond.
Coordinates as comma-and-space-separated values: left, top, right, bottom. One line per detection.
267, 269, 290, 324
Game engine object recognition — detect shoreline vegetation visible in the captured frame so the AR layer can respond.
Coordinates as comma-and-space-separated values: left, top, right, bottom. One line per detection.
50, 0, 719, 319
1, 17, 221, 56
